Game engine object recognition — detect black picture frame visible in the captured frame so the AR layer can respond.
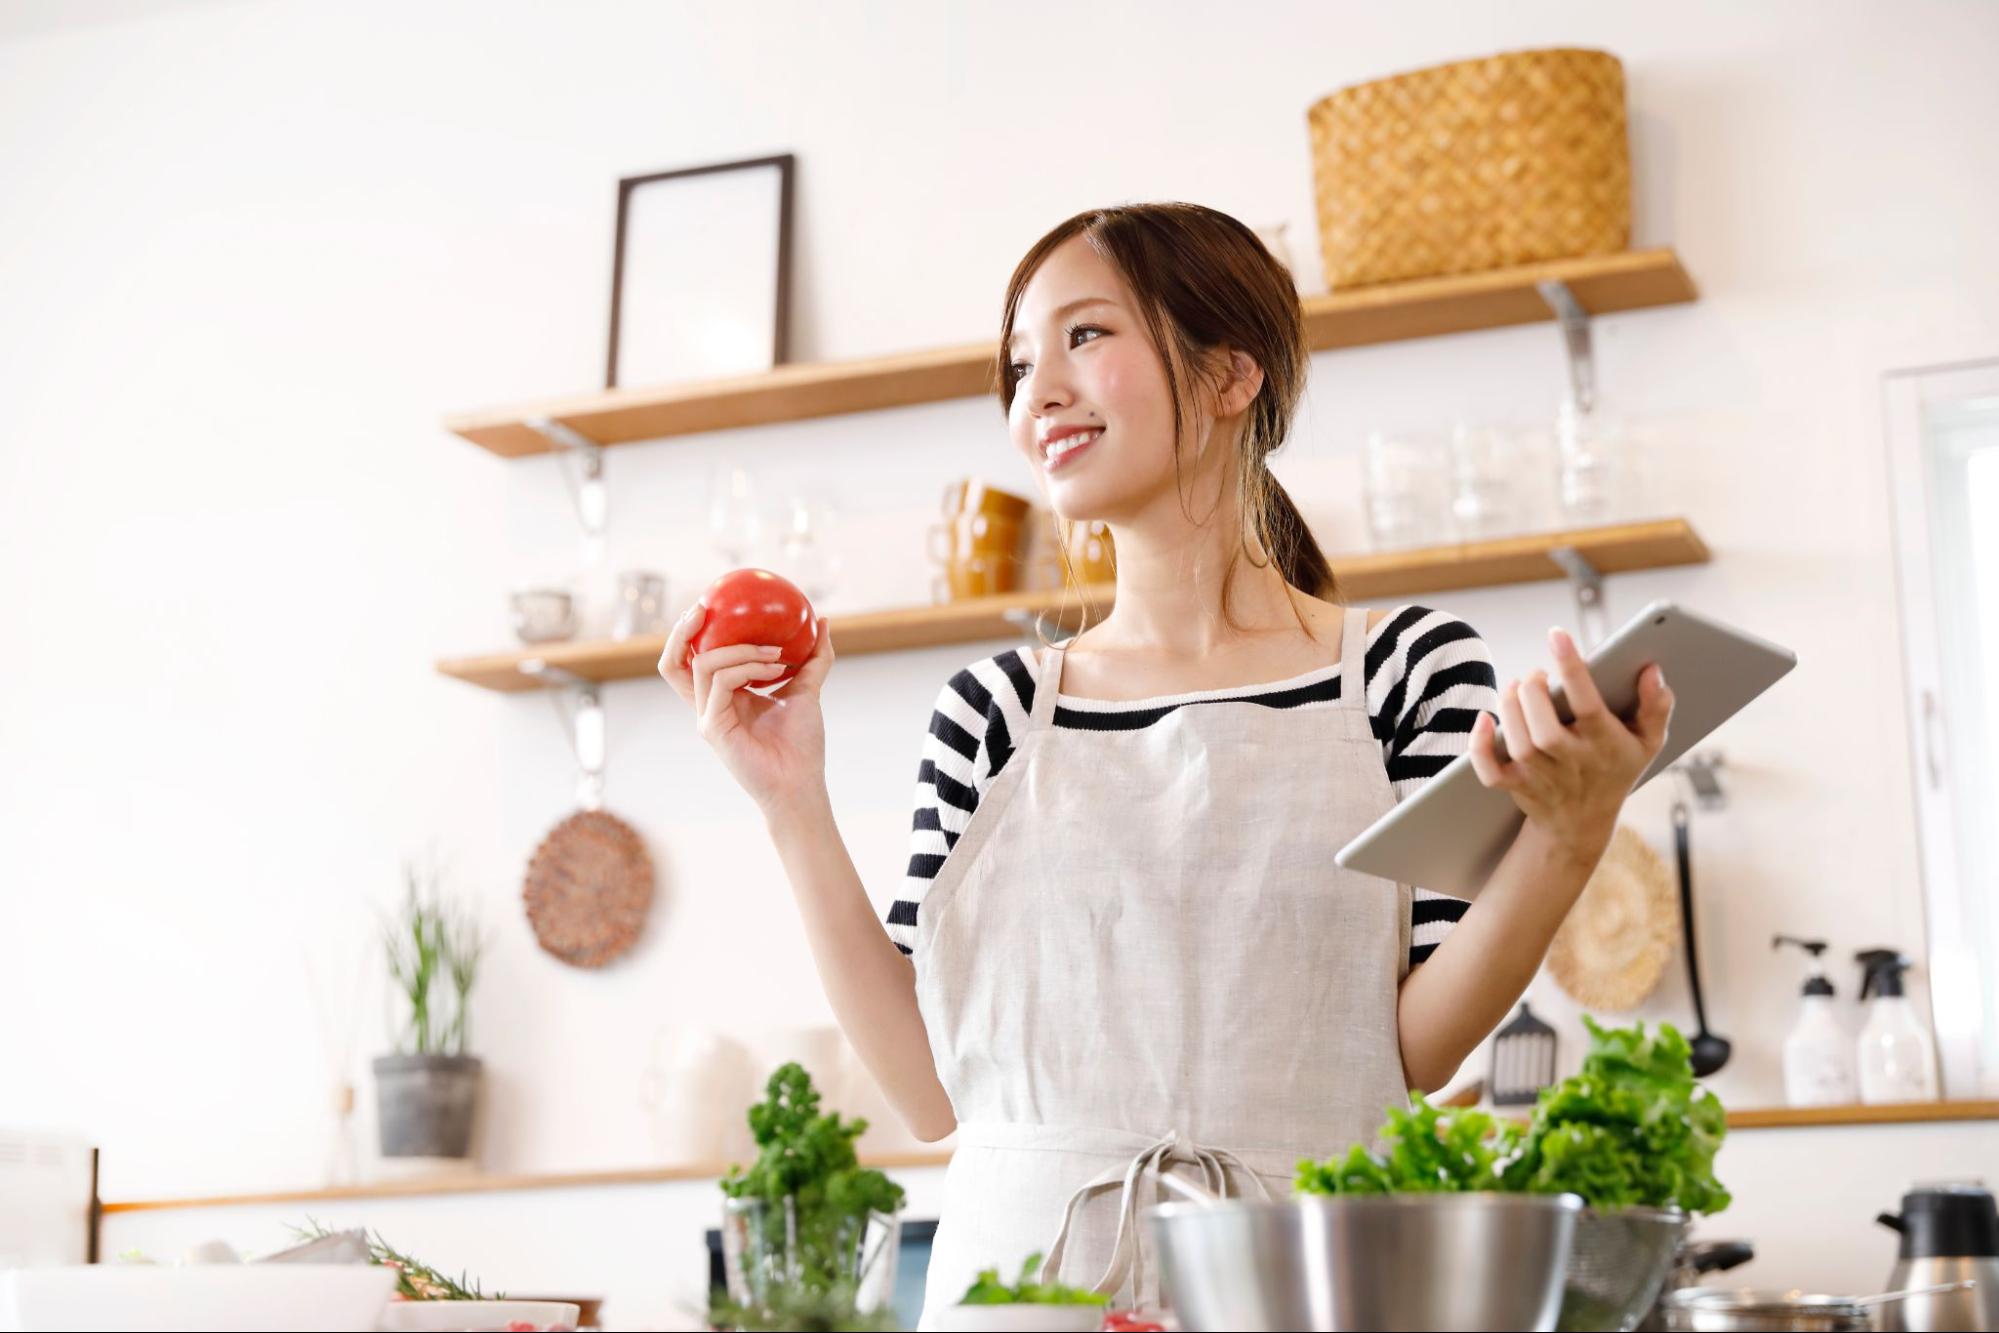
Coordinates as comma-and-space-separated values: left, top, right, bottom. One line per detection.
605, 153, 794, 390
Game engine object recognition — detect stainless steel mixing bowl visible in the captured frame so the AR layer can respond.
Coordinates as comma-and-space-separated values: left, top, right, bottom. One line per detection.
1148, 1191, 1584, 1332
1560, 1205, 1690, 1331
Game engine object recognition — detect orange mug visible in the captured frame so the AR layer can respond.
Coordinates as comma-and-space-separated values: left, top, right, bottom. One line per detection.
931, 553, 1023, 603
928, 512, 1025, 565
941, 478, 1034, 524
1066, 520, 1116, 585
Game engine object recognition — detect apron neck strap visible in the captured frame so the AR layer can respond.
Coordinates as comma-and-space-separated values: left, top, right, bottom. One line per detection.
1031, 643, 1066, 728
1340, 606, 1370, 710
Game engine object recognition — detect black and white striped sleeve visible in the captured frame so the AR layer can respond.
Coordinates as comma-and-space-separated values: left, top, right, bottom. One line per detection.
1363, 606, 1501, 966
885, 650, 1039, 956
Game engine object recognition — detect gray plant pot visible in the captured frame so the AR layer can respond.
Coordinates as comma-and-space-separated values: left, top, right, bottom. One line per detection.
372, 1054, 482, 1159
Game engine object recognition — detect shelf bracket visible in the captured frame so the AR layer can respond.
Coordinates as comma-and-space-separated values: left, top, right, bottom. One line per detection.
1535, 280, 1597, 414
526, 416, 608, 551
1671, 750, 1728, 811
518, 658, 606, 811
1547, 545, 1610, 649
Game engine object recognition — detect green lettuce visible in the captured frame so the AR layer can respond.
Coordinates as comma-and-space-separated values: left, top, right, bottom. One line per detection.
1501, 1016, 1731, 1213
1295, 1016, 1730, 1215
958, 1252, 1111, 1307
1295, 1094, 1523, 1195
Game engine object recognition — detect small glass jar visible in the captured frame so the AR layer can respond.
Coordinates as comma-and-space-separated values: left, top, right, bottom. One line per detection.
609, 571, 670, 640
1363, 430, 1452, 550
1449, 421, 1524, 540
1555, 397, 1632, 525
509, 587, 575, 644
720, 1195, 902, 1317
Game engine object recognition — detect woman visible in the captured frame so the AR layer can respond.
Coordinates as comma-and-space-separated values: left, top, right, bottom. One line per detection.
658, 202, 1672, 1325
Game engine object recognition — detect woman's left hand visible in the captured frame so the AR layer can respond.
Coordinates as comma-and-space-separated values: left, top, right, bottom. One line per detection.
1467, 626, 1675, 850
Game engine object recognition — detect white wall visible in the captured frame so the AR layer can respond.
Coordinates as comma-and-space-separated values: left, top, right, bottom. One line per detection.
4, 0, 1996, 1251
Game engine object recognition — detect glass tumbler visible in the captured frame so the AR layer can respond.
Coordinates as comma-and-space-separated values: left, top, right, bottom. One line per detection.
1450, 421, 1524, 541
1555, 397, 1631, 525
610, 571, 670, 640
720, 1195, 901, 1318
1363, 430, 1451, 550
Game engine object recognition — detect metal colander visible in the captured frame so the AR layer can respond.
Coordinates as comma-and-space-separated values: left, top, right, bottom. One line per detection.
1559, 1206, 1690, 1332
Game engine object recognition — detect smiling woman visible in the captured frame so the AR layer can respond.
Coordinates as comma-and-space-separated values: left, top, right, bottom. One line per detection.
996, 206, 1334, 638
661, 201, 1672, 1330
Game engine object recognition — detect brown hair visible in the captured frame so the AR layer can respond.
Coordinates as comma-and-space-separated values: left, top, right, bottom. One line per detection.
995, 202, 1337, 638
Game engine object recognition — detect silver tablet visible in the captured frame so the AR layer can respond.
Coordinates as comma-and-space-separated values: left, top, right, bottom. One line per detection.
1334, 600, 1796, 899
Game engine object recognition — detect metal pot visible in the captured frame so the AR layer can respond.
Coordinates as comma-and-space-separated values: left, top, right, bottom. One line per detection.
1660, 1289, 1874, 1332
1662, 1283, 1983, 1333
1149, 1191, 1584, 1331
1638, 1240, 1757, 1330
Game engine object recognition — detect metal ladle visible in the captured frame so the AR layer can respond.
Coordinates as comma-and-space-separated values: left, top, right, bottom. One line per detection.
1672, 799, 1732, 1077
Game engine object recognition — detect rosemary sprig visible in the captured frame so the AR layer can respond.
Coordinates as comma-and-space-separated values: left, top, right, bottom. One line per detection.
290, 1219, 503, 1301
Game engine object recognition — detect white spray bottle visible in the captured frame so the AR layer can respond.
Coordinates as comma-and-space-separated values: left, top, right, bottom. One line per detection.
1772, 934, 1856, 1107
1854, 948, 1939, 1104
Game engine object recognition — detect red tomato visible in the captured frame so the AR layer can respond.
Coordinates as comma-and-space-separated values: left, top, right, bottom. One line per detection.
688, 568, 818, 688
1100, 1314, 1165, 1332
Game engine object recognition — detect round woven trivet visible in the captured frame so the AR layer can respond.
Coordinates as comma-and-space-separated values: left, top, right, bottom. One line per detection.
1547, 822, 1679, 1012
522, 808, 655, 968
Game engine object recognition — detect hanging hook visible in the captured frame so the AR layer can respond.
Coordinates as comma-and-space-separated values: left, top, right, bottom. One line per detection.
518, 659, 606, 810
1670, 750, 1728, 812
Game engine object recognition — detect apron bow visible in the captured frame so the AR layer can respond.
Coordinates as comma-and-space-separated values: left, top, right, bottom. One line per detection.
1039, 1128, 1274, 1306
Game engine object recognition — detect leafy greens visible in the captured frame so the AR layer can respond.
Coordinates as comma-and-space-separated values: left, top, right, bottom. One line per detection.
1295, 1016, 1730, 1214
958, 1251, 1111, 1307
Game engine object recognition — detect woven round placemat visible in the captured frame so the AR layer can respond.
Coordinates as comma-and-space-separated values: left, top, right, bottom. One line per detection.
523, 808, 655, 968
1548, 822, 1679, 1012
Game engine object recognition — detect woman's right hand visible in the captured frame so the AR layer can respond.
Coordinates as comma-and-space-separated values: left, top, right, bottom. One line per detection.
657, 600, 835, 816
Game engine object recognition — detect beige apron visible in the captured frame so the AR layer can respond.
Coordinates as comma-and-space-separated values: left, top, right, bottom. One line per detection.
911, 607, 1414, 1327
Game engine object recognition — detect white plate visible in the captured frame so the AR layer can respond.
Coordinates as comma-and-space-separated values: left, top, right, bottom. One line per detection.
377, 1299, 580, 1331
935, 1303, 1107, 1332
0, 1265, 396, 1333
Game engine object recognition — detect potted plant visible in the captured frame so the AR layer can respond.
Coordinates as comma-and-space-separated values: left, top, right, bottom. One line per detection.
372, 862, 485, 1160
712, 1062, 905, 1331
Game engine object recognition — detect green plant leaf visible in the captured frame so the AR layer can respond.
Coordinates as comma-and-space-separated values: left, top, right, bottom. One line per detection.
1295, 1018, 1730, 1215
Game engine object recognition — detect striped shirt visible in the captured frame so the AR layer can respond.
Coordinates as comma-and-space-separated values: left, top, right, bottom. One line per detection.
887, 605, 1499, 968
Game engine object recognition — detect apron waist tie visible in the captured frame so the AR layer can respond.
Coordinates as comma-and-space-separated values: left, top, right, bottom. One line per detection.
1039, 1129, 1275, 1305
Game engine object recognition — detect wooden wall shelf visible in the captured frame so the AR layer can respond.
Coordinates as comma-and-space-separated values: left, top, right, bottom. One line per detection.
438, 518, 1709, 693
446, 248, 1696, 458
101, 1100, 1999, 1214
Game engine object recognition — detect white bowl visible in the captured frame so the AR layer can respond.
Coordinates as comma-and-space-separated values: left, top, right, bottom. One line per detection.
936, 1303, 1106, 1332
0, 1264, 397, 1332
377, 1299, 580, 1331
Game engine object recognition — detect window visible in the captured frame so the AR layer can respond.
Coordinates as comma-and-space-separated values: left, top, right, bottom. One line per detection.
1885, 360, 1999, 1098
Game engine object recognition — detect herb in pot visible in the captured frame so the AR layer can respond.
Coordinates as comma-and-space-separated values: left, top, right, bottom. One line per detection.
958, 1251, 1110, 1306
382, 860, 484, 1058
709, 1281, 899, 1332
717, 1061, 905, 1319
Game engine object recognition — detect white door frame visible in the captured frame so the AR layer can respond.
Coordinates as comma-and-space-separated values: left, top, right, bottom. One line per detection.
1882, 358, 1999, 1098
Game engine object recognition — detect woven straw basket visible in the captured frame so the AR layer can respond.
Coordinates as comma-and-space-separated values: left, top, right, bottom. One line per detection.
1307, 47, 1631, 289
